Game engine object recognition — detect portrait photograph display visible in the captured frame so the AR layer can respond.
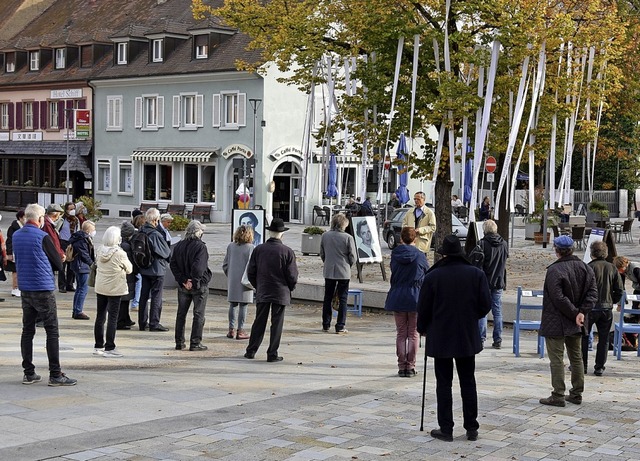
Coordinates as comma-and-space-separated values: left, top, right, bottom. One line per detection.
350, 216, 383, 263
232, 209, 266, 246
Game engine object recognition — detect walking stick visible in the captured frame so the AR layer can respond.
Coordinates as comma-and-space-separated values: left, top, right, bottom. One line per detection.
419, 340, 428, 431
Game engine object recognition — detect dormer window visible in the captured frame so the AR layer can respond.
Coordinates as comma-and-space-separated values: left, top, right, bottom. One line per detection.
195, 35, 208, 59
117, 42, 128, 65
55, 48, 66, 69
29, 51, 39, 71
152, 39, 163, 62
6, 53, 15, 72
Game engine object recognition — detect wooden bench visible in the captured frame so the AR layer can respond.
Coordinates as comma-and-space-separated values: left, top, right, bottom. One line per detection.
139, 202, 158, 212
191, 204, 212, 223
166, 204, 186, 217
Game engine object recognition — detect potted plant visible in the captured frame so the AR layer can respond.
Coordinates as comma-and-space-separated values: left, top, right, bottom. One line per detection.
301, 226, 325, 255
523, 188, 556, 242
587, 200, 609, 227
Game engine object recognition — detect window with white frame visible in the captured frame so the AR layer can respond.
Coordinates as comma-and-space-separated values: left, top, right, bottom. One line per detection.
212, 92, 246, 130
134, 95, 164, 130
195, 35, 208, 59
29, 51, 39, 71
152, 39, 163, 62
106, 96, 123, 131
97, 160, 111, 193
23, 102, 34, 129
0, 103, 9, 130
55, 48, 66, 69
184, 163, 216, 203
48, 101, 59, 129
172, 93, 203, 130
143, 164, 172, 201
117, 42, 127, 65
118, 160, 132, 194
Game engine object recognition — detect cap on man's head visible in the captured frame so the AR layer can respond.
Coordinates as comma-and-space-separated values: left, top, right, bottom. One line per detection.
160, 213, 174, 222
46, 204, 63, 214
131, 208, 143, 218
553, 235, 574, 249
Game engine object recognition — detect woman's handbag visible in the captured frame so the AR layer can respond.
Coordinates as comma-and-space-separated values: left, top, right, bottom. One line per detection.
88, 262, 97, 287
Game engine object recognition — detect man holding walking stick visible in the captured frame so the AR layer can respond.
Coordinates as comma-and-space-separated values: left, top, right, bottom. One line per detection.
417, 235, 491, 442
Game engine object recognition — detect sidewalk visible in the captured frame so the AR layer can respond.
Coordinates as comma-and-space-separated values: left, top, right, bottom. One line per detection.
1, 287, 640, 460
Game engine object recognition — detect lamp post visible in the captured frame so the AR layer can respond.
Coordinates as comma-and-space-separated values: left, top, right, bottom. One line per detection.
248, 98, 262, 207
65, 108, 73, 203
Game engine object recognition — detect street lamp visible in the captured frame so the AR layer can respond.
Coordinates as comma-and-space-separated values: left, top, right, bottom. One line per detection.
248, 98, 262, 207
65, 108, 73, 203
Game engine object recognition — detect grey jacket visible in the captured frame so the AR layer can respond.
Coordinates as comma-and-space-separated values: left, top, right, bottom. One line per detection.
320, 230, 356, 280
138, 223, 171, 277
223, 242, 254, 303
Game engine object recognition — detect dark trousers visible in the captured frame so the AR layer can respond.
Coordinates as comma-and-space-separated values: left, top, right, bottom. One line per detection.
246, 302, 286, 359
58, 240, 75, 290
138, 275, 164, 329
95, 294, 121, 351
433, 356, 479, 435
582, 309, 613, 371
21, 291, 62, 378
322, 279, 350, 331
175, 285, 208, 347
117, 298, 133, 328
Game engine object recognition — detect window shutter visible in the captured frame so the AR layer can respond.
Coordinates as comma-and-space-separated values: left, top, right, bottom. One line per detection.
172, 95, 180, 127
33, 102, 40, 129
212, 94, 220, 127
58, 101, 65, 128
8, 102, 14, 130
134, 97, 142, 128
116, 97, 122, 128
196, 94, 204, 127
238, 93, 246, 126
15, 102, 23, 130
40, 101, 47, 128
107, 98, 114, 128
157, 96, 164, 128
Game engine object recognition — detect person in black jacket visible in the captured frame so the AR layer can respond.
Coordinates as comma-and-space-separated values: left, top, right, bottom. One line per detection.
69, 220, 96, 320
117, 221, 137, 330
5, 209, 26, 297
417, 235, 491, 442
477, 220, 508, 349
169, 220, 212, 351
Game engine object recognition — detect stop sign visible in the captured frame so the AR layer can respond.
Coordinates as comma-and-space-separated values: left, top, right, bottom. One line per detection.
485, 156, 497, 173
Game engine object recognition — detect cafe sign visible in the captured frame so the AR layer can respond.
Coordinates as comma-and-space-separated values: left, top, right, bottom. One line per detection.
221, 143, 253, 159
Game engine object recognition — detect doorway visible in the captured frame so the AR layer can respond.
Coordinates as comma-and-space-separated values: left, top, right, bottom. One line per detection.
272, 162, 302, 223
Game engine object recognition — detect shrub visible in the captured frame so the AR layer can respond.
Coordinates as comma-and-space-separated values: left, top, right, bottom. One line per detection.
303, 226, 325, 235
169, 215, 190, 232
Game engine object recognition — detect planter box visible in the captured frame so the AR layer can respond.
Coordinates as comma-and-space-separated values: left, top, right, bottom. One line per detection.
301, 234, 322, 255
533, 232, 551, 244
524, 222, 539, 240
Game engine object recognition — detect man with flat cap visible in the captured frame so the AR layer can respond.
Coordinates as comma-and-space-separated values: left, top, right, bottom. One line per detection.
244, 218, 298, 362
539, 235, 597, 408
417, 235, 491, 442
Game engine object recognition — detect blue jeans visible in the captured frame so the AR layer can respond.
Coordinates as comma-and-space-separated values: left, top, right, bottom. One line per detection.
478, 289, 503, 344
72, 272, 89, 316
132, 274, 141, 308
229, 303, 248, 330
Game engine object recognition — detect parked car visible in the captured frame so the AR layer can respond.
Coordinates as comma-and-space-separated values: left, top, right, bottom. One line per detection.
382, 207, 468, 249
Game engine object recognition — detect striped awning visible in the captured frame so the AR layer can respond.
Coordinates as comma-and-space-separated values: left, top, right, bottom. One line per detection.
131, 149, 218, 163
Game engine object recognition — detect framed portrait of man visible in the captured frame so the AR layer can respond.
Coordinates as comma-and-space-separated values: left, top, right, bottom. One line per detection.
232, 209, 266, 246
351, 216, 383, 263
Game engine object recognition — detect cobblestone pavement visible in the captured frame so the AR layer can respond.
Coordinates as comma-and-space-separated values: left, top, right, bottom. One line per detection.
1, 214, 640, 460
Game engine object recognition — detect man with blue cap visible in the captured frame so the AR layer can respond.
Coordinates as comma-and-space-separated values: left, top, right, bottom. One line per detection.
539, 235, 597, 407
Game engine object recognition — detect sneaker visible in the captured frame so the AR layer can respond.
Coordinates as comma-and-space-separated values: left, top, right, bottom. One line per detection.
336, 328, 349, 334
22, 373, 42, 385
48, 373, 77, 386
539, 395, 565, 407
565, 394, 582, 405
103, 349, 123, 358
11, 288, 21, 297
92, 348, 104, 356
594, 367, 605, 376
492, 341, 502, 349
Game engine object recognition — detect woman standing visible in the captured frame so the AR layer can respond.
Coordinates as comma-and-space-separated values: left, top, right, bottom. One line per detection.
222, 225, 254, 340
384, 227, 429, 377
5, 209, 26, 297
479, 197, 491, 221
69, 220, 96, 320
117, 221, 137, 330
93, 226, 132, 357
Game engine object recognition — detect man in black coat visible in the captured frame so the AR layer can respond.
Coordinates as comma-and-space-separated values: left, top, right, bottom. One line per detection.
417, 235, 491, 442
244, 218, 298, 362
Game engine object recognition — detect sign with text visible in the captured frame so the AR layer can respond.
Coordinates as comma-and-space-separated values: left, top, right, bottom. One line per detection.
12, 132, 43, 141
51, 89, 83, 99
74, 109, 91, 138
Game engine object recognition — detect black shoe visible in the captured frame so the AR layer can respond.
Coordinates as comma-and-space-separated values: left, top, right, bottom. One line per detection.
244, 351, 255, 359
492, 341, 502, 349
430, 429, 453, 442
398, 369, 407, 377
72, 312, 90, 320
176, 344, 186, 351
66, 287, 76, 292
565, 394, 582, 405
126, 321, 136, 327
149, 325, 169, 332
405, 369, 417, 377
116, 325, 131, 330
58, 288, 67, 293
267, 356, 283, 362
139, 324, 148, 331
467, 430, 478, 441
539, 395, 566, 407
594, 367, 605, 376
189, 344, 208, 351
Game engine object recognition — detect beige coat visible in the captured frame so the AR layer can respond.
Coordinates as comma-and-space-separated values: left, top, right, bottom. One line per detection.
95, 246, 133, 297
402, 206, 436, 254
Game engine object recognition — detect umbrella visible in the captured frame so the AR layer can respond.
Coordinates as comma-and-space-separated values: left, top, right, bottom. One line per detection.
395, 133, 410, 204
464, 159, 473, 204
326, 152, 338, 198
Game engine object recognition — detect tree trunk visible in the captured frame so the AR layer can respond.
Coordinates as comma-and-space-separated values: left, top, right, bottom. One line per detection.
433, 179, 453, 263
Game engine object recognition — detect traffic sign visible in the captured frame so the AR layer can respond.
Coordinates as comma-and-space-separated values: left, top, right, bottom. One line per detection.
485, 156, 497, 173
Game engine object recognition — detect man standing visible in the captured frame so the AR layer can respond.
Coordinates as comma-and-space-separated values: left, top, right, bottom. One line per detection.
539, 235, 597, 407
244, 218, 298, 362
477, 219, 509, 349
170, 220, 212, 351
138, 208, 171, 332
583, 241, 622, 376
417, 235, 491, 442
41, 204, 66, 291
402, 191, 436, 256
159, 213, 173, 246
320, 213, 356, 334
13, 203, 77, 386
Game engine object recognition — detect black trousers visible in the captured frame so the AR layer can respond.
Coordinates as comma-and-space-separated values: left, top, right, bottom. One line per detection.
58, 240, 75, 290
21, 291, 62, 378
433, 356, 479, 435
582, 309, 613, 371
322, 279, 350, 331
246, 302, 286, 359
175, 285, 208, 347
138, 275, 165, 329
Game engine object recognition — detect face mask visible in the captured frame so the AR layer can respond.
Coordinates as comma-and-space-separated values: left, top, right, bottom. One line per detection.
90, 230, 97, 237
68, 210, 76, 216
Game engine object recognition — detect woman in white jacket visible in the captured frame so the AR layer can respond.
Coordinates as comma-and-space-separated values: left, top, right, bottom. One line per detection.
93, 226, 133, 357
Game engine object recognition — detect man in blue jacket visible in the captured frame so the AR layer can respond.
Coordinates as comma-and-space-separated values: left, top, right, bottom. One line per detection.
13, 203, 77, 386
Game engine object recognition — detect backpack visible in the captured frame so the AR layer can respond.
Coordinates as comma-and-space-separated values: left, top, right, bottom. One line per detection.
468, 240, 485, 268
130, 231, 153, 269
65, 244, 75, 262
